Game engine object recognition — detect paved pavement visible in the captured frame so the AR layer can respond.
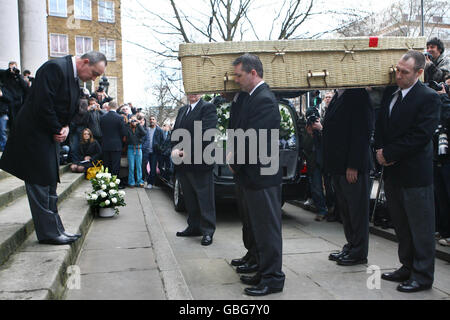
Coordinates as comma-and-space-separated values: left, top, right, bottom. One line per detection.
66, 185, 450, 300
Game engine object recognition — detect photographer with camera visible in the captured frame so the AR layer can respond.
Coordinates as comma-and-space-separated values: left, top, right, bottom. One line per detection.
23, 70, 34, 87
125, 114, 146, 187
302, 106, 328, 222
0, 62, 29, 133
424, 37, 449, 84
433, 74, 450, 247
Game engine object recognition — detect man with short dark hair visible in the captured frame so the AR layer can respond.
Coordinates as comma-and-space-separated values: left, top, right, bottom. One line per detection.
143, 115, 163, 189
425, 37, 450, 83
375, 50, 440, 292
0, 51, 107, 245
229, 53, 285, 296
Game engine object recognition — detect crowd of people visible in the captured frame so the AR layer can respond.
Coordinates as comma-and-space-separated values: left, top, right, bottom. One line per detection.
0, 35, 448, 297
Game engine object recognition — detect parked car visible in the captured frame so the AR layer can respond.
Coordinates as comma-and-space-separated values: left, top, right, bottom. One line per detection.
156, 94, 309, 212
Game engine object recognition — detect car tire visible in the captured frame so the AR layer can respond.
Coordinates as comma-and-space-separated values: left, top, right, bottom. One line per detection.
173, 177, 186, 212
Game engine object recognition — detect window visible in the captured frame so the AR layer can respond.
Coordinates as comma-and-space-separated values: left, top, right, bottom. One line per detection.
82, 81, 93, 94
50, 34, 69, 57
99, 39, 116, 61
74, 0, 92, 20
75, 36, 93, 56
107, 77, 117, 99
49, 0, 67, 17
98, 1, 115, 23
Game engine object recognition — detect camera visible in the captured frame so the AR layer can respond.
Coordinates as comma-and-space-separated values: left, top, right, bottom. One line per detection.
11, 67, 20, 75
436, 125, 448, 156
428, 80, 449, 94
96, 86, 104, 93
306, 114, 318, 125
424, 52, 433, 60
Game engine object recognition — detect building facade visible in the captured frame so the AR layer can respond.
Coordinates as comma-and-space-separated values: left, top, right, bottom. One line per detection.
0, 0, 124, 104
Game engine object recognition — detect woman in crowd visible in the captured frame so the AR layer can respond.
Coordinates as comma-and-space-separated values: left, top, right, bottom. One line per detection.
125, 115, 146, 187
70, 128, 102, 173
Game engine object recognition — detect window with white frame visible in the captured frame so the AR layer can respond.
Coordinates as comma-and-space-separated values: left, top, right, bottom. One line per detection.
49, 0, 67, 17
82, 81, 94, 94
107, 77, 118, 99
74, 0, 92, 20
50, 34, 69, 57
98, 1, 115, 23
99, 39, 116, 61
75, 36, 93, 56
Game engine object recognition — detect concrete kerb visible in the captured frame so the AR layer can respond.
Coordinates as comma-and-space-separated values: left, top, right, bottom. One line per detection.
137, 188, 193, 300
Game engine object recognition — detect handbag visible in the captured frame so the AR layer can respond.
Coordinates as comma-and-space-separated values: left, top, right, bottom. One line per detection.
86, 160, 103, 180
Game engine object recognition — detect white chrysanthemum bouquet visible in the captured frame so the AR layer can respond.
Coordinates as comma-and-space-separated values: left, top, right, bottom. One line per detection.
86, 167, 126, 215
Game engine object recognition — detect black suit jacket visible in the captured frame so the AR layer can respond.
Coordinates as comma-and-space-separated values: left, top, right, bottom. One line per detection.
229, 83, 282, 190
99, 111, 126, 152
322, 88, 374, 175
0, 55, 80, 186
374, 81, 440, 187
172, 98, 218, 172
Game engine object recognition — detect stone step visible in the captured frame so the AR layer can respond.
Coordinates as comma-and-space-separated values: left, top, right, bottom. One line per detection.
0, 164, 71, 210
0, 170, 86, 267
0, 179, 94, 299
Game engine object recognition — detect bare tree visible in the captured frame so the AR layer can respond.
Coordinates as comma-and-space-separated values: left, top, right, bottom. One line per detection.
149, 73, 184, 125
337, 0, 450, 38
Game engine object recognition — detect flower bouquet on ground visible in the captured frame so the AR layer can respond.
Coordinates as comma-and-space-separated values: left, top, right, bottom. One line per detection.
85, 166, 126, 217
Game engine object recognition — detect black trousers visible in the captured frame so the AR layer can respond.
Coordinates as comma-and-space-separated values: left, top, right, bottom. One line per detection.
25, 182, 65, 241
234, 183, 257, 262
332, 173, 370, 259
103, 151, 121, 177
242, 184, 285, 288
178, 170, 216, 236
384, 178, 435, 286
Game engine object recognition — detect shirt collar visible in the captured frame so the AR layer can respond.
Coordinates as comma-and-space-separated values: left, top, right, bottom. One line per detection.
393, 79, 418, 99
249, 81, 265, 96
71, 56, 77, 79
190, 99, 201, 110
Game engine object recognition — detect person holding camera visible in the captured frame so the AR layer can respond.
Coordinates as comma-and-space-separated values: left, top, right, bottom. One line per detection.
375, 51, 440, 292
142, 116, 164, 189
0, 62, 29, 133
323, 88, 374, 266
302, 106, 328, 222
125, 114, 146, 187
434, 75, 450, 247
425, 37, 449, 84
23, 70, 34, 87
86, 97, 104, 145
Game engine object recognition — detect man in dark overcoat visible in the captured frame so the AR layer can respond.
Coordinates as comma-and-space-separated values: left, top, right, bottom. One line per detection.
0, 52, 107, 245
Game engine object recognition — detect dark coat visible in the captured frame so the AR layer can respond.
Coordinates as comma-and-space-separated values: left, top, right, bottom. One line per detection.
99, 111, 126, 152
125, 123, 146, 146
374, 81, 440, 187
172, 98, 218, 172
229, 84, 282, 190
142, 125, 164, 153
0, 85, 13, 115
322, 88, 374, 175
79, 140, 102, 162
0, 55, 80, 186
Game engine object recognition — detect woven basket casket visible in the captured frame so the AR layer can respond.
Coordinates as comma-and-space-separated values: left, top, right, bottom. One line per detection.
179, 37, 426, 94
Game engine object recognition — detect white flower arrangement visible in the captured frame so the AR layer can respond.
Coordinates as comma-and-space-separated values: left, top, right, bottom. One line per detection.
86, 166, 126, 215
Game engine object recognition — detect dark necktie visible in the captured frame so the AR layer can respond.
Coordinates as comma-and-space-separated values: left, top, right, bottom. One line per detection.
390, 91, 402, 118
184, 105, 192, 118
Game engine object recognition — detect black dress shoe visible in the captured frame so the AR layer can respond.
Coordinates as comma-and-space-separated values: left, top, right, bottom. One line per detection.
244, 284, 283, 296
236, 262, 259, 274
328, 250, 348, 261
397, 280, 432, 293
201, 235, 213, 246
176, 228, 202, 237
336, 254, 368, 266
62, 231, 81, 239
240, 274, 261, 286
381, 268, 410, 282
39, 234, 78, 245
231, 255, 250, 267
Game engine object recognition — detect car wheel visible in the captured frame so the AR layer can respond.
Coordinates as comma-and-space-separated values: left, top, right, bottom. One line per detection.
173, 177, 186, 212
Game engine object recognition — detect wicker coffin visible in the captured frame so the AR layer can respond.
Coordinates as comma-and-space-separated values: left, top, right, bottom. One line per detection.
178, 37, 426, 94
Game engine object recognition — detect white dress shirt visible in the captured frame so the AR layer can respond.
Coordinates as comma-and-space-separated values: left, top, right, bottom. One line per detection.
249, 81, 265, 96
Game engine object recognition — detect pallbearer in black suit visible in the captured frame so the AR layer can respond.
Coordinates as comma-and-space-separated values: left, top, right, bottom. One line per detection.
229, 54, 285, 296
322, 88, 374, 266
171, 94, 218, 246
375, 51, 440, 293
0, 52, 107, 245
